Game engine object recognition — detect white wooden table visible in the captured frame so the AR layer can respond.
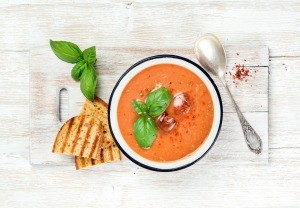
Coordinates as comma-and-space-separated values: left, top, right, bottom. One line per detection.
0, 1, 300, 207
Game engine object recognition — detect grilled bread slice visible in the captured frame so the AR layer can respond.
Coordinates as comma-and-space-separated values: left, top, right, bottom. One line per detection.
75, 143, 121, 169
52, 115, 104, 160
75, 96, 121, 170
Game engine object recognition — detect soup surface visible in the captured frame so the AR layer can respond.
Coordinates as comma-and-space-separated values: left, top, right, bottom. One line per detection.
117, 64, 214, 162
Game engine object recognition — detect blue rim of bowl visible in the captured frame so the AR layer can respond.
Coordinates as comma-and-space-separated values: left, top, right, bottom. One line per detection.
108, 54, 223, 172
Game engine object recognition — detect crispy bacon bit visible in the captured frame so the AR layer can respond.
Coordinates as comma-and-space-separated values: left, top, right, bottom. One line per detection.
173, 92, 190, 114
156, 112, 176, 132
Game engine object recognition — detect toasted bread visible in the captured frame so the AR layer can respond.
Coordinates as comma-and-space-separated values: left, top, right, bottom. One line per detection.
52, 115, 104, 160
75, 143, 121, 169
75, 96, 121, 170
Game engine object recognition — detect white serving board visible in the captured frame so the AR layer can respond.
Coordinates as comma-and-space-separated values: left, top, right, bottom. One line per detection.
29, 46, 269, 166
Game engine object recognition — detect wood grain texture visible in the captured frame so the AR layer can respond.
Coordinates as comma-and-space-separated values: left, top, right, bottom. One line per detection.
0, 52, 29, 168
269, 58, 300, 149
0, 1, 300, 207
0, 1, 299, 56
29, 46, 269, 166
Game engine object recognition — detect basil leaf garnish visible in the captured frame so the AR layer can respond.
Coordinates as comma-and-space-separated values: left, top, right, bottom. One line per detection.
132, 100, 148, 115
133, 115, 157, 148
71, 60, 86, 81
50, 40, 99, 101
50, 40, 83, 63
80, 65, 97, 101
131, 87, 172, 148
146, 87, 172, 117
83, 46, 96, 65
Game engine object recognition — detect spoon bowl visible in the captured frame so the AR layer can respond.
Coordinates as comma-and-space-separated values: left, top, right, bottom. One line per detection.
194, 34, 226, 78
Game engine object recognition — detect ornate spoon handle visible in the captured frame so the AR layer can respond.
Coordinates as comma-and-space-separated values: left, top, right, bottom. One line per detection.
222, 80, 262, 154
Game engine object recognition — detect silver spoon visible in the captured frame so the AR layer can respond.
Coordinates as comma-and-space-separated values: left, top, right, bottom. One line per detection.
194, 33, 262, 154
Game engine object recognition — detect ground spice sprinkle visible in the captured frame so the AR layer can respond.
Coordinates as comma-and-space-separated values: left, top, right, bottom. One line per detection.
226, 64, 258, 86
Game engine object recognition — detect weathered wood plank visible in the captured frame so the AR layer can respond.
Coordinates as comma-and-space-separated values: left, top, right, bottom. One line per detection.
269, 58, 300, 149
0, 2, 299, 57
0, 52, 29, 168
1, 162, 300, 207
2, 0, 300, 4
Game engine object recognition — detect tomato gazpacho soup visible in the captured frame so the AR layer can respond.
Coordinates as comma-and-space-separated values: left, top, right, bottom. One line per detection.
117, 63, 214, 162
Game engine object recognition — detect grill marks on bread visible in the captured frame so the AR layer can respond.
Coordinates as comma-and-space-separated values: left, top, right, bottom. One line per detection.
52, 115, 104, 160
75, 97, 121, 170
75, 144, 121, 170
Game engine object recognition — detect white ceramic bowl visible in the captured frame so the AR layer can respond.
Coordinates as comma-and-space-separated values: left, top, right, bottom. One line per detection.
108, 55, 223, 171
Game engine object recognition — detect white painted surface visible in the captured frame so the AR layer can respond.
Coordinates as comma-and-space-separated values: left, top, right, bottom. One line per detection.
0, 1, 300, 207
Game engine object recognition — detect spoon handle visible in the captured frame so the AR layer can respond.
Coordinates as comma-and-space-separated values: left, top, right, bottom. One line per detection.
222, 80, 262, 154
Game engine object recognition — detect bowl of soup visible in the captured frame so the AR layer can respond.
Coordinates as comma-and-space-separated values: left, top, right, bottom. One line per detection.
108, 55, 223, 171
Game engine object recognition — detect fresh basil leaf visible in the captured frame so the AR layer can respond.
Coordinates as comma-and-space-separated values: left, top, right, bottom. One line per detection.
134, 115, 157, 148
146, 87, 172, 117
71, 60, 86, 81
80, 65, 97, 100
83, 46, 96, 65
132, 100, 148, 115
50, 40, 83, 63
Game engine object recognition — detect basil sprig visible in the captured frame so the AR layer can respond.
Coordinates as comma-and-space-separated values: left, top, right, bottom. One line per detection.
80, 65, 97, 101
50, 40, 97, 100
132, 87, 172, 148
